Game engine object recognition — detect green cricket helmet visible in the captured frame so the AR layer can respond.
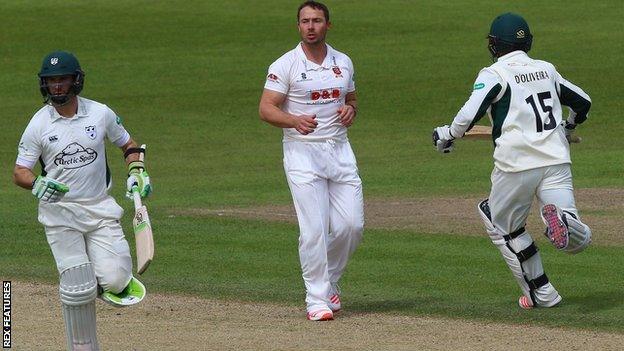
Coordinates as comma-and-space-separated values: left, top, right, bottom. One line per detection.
38, 51, 85, 106
487, 13, 533, 58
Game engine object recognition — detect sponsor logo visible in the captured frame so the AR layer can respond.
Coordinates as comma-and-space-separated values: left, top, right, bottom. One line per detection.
267, 73, 279, 82
50, 57, 59, 65
516, 29, 525, 39
473, 83, 485, 90
135, 211, 146, 225
332, 66, 342, 77
3, 281, 10, 348
54, 142, 98, 169
116, 116, 123, 125
309, 88, 341, 104
49, 135, 59, 142
85, 125, 97, 140
296, 72, 313, 82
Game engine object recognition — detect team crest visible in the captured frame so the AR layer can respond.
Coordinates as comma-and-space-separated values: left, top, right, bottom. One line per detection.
516, 30, 525, 39
50, 57, 59, 65
332, 66, 342, 77
85, 125, 97, 140
267, 73, 279, 82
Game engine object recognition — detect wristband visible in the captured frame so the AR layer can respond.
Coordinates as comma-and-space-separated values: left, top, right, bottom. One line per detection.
124, 147, 146, 159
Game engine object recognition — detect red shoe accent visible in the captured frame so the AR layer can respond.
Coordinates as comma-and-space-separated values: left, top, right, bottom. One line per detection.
328, 294, 341, 312
307, 309, 334, 321
518, 295, 534, 310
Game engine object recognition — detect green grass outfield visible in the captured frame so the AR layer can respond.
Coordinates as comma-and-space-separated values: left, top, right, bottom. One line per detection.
1, 0, 623, 332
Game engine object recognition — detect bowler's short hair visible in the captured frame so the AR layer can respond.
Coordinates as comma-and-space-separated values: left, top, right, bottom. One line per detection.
297, 1, 330, 22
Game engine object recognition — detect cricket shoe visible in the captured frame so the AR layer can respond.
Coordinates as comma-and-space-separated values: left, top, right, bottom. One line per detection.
541, 204, 569, 250
307, 308, 334, 321
101, 277, 146, 307
518, 294, 562, 310
518, 295, 534, 309
328, 283, 341, 312
329, 294, 341, 313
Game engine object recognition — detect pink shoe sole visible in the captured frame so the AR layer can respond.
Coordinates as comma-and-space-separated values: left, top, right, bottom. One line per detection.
541, 204, 569, 249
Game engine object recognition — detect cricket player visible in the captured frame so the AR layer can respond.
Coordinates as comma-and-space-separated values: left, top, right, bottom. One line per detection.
259, 1, 364, 321
13, 51, 151, 350
432, 13, 592, 309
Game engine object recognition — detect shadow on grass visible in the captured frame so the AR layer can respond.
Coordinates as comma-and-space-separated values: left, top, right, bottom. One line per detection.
347, 298, 435, 315
564, 290, 624, 313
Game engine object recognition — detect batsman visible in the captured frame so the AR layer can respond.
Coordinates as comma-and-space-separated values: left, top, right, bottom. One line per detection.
13, 51, 152, 350
432, 13, 592, 309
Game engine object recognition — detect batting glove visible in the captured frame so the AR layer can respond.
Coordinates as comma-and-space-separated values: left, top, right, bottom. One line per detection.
32, 176, 69, 202
432, 125, 455, 154
564, 121, 577, 143
126, 161, 152, 198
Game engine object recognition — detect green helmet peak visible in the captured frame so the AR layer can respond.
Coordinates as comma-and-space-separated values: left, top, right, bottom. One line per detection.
38, 50, 85, 106
487, 13, 532, 59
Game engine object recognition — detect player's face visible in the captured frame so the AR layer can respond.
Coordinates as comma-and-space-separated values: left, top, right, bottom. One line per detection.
45, 75, 74, 95
298, 6, 330, 45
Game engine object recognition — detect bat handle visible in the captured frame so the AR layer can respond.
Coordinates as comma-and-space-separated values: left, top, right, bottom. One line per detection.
139, 144, 146, 162
132, 185, 142, 209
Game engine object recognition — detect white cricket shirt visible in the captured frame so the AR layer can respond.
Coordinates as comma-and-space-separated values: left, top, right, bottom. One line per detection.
264, 43, 355, 142
450, 51, 591, 172
16, 96, 130, 201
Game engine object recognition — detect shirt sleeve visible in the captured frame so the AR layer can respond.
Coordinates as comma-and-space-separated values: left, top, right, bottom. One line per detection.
555, 71, 591, 125
263, 59, 289, 94
105, 107, 130, 147
450, 69, 504, 138
16, 120, 41, 169
347, 57, 355, 93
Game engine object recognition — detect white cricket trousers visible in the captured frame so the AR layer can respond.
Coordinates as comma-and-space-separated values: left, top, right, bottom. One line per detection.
283, 140, 364, 312
488, 163, 580, 304
39, 196, 133, 294
489, 163, 579, 234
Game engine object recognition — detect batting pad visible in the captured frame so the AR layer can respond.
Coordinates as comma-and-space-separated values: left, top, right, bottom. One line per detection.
478, 199, 560, 306
562, 210, 592, 254
59, 262, 99, 351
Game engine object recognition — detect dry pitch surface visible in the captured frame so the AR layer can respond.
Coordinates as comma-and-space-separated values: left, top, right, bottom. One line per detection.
12, 281, 624, 351
12, 188, 624, 350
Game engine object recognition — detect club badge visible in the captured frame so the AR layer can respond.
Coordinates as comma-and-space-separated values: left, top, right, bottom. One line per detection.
85, 125, 97, 140
332, 66, 342, 77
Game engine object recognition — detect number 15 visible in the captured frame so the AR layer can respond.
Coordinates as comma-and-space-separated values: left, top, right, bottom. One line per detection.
526, 91, 557, 132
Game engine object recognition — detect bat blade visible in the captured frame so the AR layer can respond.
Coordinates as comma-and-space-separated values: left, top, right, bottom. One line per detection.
133, 205, 154, 274
463, 125, 492, 140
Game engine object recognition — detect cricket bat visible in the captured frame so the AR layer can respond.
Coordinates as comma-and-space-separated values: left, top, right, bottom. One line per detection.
463, 124, 582, 143
133, 144, 154, 274
463, 125, 493, 140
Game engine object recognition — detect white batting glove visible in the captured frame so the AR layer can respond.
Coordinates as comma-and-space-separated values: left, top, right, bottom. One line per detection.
432, 125, 455, 153
32, 176, 69, 202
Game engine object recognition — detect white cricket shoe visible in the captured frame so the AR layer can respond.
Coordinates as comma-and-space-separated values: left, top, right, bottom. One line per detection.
518, 295, 534, 309
328, 283, 341, 312
518, 294, 562, 310
307, 308, 334, 321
